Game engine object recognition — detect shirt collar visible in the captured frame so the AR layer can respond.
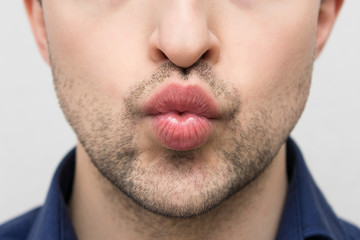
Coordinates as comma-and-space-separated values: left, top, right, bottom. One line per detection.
27, 138, 347, 240
27, 149, 77, 240
276, 138, 347, 240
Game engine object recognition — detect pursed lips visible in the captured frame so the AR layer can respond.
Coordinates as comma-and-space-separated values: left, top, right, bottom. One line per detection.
143, 83, 219, 151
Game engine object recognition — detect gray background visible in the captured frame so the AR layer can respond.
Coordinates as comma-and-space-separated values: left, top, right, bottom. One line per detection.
1, 1, 359, 226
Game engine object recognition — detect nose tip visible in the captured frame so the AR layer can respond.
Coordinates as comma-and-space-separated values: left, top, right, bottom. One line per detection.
148, 4, 220, 69
150, 30, 219, 69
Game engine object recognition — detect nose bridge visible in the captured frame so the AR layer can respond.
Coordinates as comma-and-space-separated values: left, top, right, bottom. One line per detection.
163, 0, 206, 39
152, 0, 217, 68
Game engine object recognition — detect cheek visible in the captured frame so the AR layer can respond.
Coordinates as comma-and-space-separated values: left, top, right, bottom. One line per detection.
44, 2, 153, 105
222, 8, 317, 107
213, 2, 318, 138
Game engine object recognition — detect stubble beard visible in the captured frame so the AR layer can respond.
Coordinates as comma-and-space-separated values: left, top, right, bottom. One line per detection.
52, 60, 311, 218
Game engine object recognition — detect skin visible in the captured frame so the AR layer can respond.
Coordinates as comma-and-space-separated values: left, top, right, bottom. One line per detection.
24, 0, 343, 239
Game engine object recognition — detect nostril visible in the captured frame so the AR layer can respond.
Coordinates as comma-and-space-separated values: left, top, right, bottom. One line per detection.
149, 22, 220, 68
201, 51, 208, 59
201, 49, 212, 61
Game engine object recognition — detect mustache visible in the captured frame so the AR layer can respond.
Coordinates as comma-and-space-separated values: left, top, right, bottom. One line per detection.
123, 60, 240, 121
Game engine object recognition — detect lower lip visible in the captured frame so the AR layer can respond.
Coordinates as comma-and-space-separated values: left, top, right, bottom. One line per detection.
152, 111, 213, 150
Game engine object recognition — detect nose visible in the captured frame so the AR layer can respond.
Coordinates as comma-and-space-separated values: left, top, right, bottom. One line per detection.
149, 1, 220, 69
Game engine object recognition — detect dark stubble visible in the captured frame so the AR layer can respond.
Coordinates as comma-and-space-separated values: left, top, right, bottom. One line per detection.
53, 60, 310, 218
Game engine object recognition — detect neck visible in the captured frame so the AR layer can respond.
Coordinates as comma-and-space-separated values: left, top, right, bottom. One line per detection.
69, 144, 288, 240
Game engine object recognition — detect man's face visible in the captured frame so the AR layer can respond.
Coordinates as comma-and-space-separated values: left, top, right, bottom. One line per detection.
42, 1, 318, 217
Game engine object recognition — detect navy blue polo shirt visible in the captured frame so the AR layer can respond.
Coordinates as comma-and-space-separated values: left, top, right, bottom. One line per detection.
1, 138, 360, 239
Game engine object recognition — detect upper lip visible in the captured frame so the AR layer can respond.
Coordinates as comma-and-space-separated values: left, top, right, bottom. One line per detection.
143, 83, 219, 119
